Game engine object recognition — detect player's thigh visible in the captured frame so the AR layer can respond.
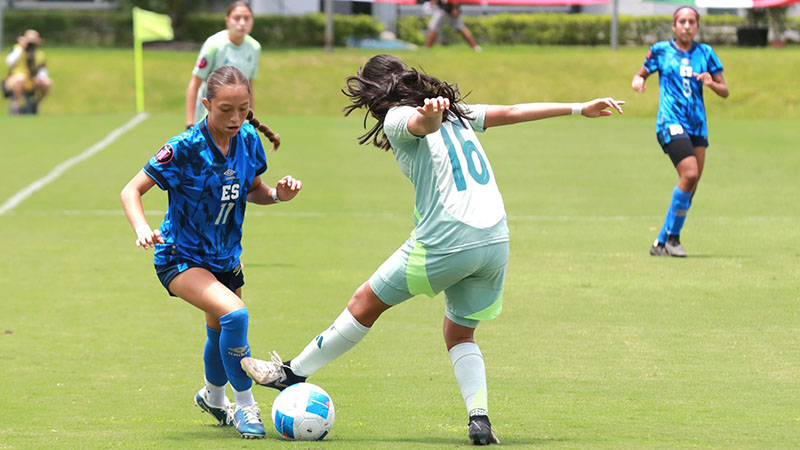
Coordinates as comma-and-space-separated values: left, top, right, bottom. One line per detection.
443, 242, 509, 328
450, 15, 466, 31
694, 146, 707, 178
368, 238, 478, 306
169, 267, 245, 318
428, 9, 447, 32
661, 137, 695, 167
5, 74, 27, 91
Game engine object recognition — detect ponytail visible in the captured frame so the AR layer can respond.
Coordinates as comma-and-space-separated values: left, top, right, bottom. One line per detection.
247, 109, 280, 152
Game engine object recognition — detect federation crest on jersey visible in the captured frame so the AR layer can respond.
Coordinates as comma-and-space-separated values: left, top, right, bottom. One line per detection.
197, 57, 208, 69
155, 144, 174, 164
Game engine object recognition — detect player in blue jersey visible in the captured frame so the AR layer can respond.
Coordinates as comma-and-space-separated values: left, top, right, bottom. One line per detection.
239, 54, 623, 445
632, 6, 729, 257
121, 66, 302, 439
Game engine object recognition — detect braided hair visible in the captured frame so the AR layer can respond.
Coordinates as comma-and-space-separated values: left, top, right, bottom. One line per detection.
205, 65, 280, 151
342, 54, 471, 151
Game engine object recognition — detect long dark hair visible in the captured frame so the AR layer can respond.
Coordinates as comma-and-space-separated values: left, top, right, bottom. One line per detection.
342, 54, 471, 151
205, 65, 280, 151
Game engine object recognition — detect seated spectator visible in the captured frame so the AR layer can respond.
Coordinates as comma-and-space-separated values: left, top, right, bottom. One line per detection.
3, 30, 52, 114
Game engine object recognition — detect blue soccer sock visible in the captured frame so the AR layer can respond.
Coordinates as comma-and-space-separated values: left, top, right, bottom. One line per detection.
657, 186, 693, 243
203, 325, 228, 388
218, 308, 253, 392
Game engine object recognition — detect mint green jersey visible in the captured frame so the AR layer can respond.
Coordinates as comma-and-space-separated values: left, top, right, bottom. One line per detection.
191, 30, 261, 122
383, 105, 509, 254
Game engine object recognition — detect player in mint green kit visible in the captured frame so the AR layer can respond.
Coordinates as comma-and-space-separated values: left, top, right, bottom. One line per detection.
241, 54, 624, 445
185, 1, 260, 129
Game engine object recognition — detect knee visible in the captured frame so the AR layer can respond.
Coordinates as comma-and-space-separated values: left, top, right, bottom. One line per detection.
219, 307, 248, 329
6, 75, 24, 91
347, 282, 389, 327
682, 171, 699, 189
38, 78, 52, 91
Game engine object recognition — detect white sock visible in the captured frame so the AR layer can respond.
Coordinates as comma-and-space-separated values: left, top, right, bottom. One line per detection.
232, 387, 255, 410
449, 342, 488, 416
204, 378, 227, 407
290, 307, 370, 377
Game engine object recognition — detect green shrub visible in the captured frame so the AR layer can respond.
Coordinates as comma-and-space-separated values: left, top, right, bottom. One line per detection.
3, 9, 792, 49
2, 9, 382, 48
398, 13, 759, 47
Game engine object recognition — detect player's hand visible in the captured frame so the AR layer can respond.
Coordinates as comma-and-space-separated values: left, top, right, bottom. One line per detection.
17, 36, 28, 48
580, 98, 625, 117
135, 225, 164, 250
416, 97, 450, 118
694, 72, 714, 86
632, 75, 646, 93
274, 175, 302, 202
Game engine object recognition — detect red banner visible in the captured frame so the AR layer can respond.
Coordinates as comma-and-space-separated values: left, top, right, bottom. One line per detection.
353, 0, 610, 4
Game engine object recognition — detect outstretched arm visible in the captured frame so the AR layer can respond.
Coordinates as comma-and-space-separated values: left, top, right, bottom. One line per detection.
120, 170, 164, 250
483, 98, 624, 129
248, 175, 302, 205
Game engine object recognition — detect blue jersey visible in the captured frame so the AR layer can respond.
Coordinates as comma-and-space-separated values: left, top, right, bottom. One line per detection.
643, 39, 723, 143
143, 119, 267, 272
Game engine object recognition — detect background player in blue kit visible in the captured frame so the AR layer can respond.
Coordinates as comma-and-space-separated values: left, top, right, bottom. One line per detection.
121, 66, 301, 439
632, 6, 729, 257
240, 54, 623, 446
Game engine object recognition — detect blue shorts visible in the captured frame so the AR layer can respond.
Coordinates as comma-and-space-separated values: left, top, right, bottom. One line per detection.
155, 261, 244, 297
369, 239, 509, 329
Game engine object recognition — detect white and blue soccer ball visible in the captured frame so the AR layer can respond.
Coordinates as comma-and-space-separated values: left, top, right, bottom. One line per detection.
271, 382, 335, 441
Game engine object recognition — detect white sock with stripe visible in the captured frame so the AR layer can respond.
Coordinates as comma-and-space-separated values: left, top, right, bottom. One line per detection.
449, 342, 489, 416
290, 307, 370, 377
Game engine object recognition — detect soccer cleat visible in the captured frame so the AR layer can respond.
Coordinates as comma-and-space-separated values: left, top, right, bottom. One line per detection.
665, 235, 688, 257
240, 351, 305, 391
233, 404, 266, 439
194, 387, 233, 426
468, 415, 500, 445
650, 242, 669, 256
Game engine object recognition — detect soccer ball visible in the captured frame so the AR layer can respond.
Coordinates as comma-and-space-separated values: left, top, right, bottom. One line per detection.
271, 382, 335, 441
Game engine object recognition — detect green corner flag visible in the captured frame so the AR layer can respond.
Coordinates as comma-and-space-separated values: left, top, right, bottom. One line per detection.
133, 7, 174, 113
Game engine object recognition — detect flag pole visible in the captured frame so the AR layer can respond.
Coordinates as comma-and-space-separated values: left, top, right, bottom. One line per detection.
324, 0, 333, 54
133, 8, 145, 113
134, 38, 145, 113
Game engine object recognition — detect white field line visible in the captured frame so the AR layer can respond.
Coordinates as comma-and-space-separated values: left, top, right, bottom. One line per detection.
7, 209, 798, 223
0, 113, 149, 216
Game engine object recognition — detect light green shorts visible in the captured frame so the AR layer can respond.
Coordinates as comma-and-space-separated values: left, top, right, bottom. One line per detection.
368, 238, 509, 328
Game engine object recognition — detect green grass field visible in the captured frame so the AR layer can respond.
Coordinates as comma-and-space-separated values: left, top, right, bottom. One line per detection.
1, 47, 799, 449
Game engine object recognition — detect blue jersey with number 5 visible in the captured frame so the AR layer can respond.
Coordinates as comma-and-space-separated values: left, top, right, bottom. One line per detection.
143, 119, 267, 272
643, 39, 723, 141
383, 105, 508, 254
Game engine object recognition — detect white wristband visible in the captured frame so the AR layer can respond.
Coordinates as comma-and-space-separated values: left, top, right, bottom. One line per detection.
571, 103, 583, 116
271, 189, 281, 203
134, 223, 151, 238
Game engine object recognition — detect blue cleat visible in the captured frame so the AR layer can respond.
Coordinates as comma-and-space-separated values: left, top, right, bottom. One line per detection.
233, 404, 266, 439
194, 387, 233, 426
